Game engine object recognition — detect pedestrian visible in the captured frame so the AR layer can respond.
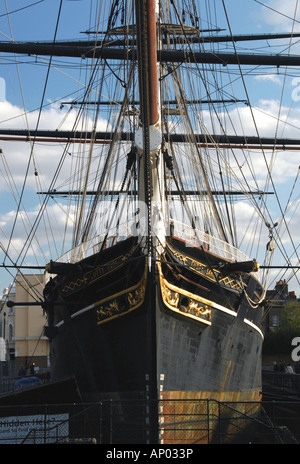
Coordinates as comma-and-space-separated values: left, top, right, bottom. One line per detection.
30, 362, 35, 375
295, 361, 300, 374
285, 364, 294, 374
279, 363, 285, 372
273, 361, 279, 372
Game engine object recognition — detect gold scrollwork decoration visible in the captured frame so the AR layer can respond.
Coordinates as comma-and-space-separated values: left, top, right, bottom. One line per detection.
62, 245, 139, 294
167, 243, 242, 292
96, 262, 147, 325
158, 262, 212, 326
97, 300, 119, 319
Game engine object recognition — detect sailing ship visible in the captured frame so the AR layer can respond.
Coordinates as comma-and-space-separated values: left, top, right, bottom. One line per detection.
0, 0, 300, 444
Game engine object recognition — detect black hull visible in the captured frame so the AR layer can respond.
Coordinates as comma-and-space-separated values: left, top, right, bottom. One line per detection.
44, 236, 264, 443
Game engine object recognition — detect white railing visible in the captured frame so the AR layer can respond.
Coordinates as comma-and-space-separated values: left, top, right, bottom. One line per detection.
170, 219, 250, 263
55, 222, 249, 265
57, 229, 130, 264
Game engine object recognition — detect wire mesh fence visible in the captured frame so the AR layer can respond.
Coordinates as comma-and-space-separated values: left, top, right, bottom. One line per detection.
0, 398, 299, 444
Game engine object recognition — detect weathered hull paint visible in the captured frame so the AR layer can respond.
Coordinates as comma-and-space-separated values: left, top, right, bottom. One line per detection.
44, 237, 263, 443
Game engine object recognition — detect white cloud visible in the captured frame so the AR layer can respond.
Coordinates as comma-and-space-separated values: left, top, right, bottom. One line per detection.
0, 100, 111, 194
0, 93, 299, 294
260, 0, 300, 31
0, 202, 76, 263
254, 74, 282, 85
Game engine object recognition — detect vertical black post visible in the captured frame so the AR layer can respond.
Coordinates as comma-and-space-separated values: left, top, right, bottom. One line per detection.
135, 0, 158, 443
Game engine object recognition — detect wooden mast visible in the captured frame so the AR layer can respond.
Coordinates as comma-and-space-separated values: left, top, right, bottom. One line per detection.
147, 0, 159, 126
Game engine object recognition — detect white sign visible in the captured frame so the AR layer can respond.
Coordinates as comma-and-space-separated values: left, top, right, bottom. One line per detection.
0, 338, 5, 361
0, 413, 69, 444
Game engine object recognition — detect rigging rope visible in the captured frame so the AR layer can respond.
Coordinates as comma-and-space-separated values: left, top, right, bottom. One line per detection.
4, 0, 64, 267
222, 0, 300, 289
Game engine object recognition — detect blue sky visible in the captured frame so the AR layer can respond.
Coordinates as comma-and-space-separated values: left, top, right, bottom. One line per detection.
0, 0, 299, 298
1, 0, 299, 109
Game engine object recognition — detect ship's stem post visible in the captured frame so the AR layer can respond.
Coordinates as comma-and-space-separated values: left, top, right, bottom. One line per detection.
135, 0, 162, 443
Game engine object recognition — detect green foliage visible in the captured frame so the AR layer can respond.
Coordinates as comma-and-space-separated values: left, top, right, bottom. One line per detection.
279, 300, 300, 330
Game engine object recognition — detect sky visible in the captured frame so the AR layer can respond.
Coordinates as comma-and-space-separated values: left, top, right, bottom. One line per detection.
0, 0, 299, 298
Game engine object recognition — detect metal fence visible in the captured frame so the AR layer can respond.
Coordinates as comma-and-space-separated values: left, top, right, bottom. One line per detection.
0, 361, 16, 394
0, 399, 299, 444
262, 370, 300, 396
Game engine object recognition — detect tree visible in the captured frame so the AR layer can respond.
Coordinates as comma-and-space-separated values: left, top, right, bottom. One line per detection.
280, 300, 300, 331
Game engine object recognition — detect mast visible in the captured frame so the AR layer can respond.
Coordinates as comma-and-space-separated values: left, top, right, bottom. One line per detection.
147, 0, 159, 126
134, 0, 165, 255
